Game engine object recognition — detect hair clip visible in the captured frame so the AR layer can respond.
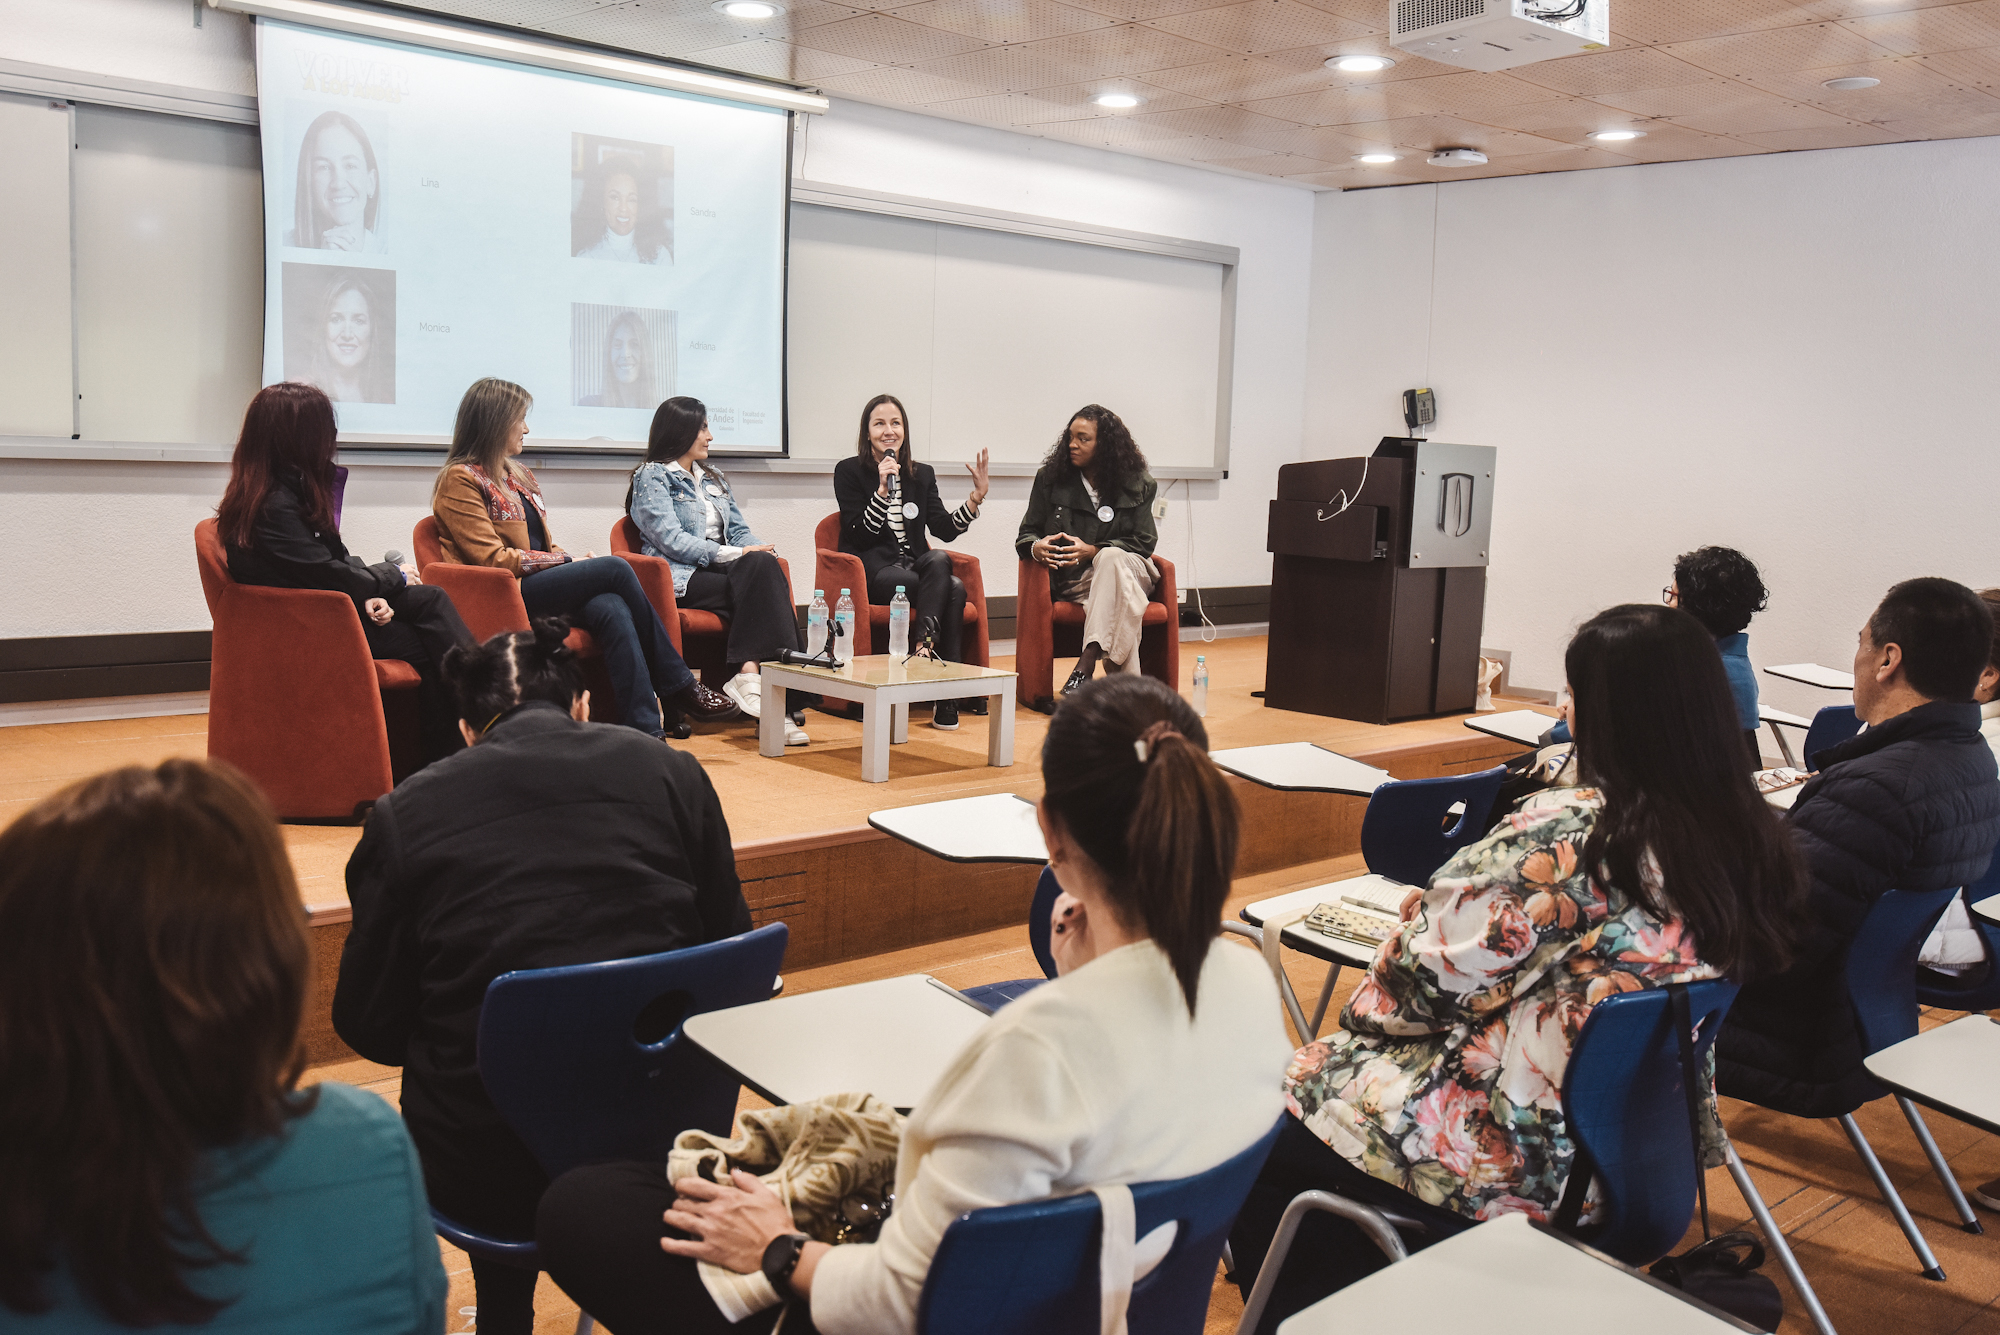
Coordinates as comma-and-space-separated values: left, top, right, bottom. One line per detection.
1134, 738, 1153, 763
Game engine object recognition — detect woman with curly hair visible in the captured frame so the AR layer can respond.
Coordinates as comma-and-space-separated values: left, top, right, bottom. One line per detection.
1666, 544, 1770, 763
1228, 604, 1807, 1332
1015, 405, 1159, 697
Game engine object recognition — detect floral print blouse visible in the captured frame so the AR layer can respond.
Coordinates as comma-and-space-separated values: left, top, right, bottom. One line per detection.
1285, 787, 1719, 1223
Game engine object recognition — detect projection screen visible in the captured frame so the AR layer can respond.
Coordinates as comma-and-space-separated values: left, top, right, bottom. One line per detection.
254, 18, 791, 454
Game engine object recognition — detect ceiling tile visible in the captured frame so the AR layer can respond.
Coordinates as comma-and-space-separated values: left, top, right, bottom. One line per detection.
1137, 54, 1348, 101
1583, 120, 1760, 158
1207, 120, 1391, 154
810, 63, 990, 101
1729, 123, 1906, 149
883, 0, 1118, 44
1916, 45, 2000, 88
1740, 51, 2000, 120
1012, 21, 1236, 75
790, 11, 991, 63
1120, 102, 1309, 136
1508, 46, 1720, 96
1354, 69, 1573, 115
1588, 80, 1864, 133
1057, 0, 1246, 20
1663, 22, 1895, 77
1031, 113, 1210, 143
1839, 1, 2000, 56
1805, 0, 1977, 16
914, 44, 1081, 89
1144, 0, 1373, 56
676, 38, 881, 81
1608, 0, 1830, 47
1237, 83, 1404, 123
924, 78, 1210, 119
1473, 97, 1654, 139
1324, 112, 1576, 156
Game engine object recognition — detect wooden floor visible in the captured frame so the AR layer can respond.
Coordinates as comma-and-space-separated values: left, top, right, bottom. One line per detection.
12, 637, 2000, 1332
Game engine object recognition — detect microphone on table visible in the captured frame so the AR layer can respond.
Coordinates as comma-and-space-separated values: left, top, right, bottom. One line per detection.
777, 615, 843, 667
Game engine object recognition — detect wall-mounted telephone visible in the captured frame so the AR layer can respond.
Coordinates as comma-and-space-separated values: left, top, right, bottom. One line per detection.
1402, 387, 1436, 431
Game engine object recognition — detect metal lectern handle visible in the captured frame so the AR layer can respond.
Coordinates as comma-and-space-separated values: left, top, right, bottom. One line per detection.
1439, 473, 1473, 537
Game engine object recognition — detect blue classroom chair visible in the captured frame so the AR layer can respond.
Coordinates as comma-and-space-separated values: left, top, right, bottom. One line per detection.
432, 923, 790, 1333
915, 1116, 1286, 1335
962, 867, 1062, 1010
1801, 703, 1861, 771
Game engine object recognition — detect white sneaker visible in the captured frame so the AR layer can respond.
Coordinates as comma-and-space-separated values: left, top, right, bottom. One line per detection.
723, 672, 762, 720
785, 723, 809, 746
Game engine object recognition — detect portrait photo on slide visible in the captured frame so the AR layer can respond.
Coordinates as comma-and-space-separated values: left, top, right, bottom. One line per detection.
283, 105, 387, 254
572, 304, 676, 409
571, 133, 674, 265
282, 263, 397, 405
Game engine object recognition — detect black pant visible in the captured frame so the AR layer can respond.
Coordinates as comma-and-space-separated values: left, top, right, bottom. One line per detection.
537, 1160, 818, 1335
416, 1113, 551, 1335
681, 551, 801, 666
519, 558, 696, 736
1229, 1116, 1471, 1335
861, 546, 965, 663
362, 583, 474, 763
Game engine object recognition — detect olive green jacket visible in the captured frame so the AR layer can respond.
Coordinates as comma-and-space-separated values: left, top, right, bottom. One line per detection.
1014, 467, 1159, 581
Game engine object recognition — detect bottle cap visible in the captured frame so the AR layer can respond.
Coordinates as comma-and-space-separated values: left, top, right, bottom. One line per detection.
814, 590, 823, 598
1197, 655, 1205, 662
840, 589, 849, 596
896, 586, 905, 594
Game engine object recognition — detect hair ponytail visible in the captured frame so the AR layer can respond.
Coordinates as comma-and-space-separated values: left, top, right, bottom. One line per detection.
1041, 677, 1237, 1015
442, 618, 584, 731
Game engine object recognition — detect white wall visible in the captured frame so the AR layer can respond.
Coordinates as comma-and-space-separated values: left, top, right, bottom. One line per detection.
1307, 136, 2000, 719
0, 1, 1314, 641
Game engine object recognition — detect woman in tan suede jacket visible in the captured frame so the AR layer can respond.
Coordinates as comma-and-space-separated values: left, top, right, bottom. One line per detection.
430, 378, 733, 738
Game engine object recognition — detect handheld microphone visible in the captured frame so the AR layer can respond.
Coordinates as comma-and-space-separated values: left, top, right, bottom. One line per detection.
384, 549, 405, 566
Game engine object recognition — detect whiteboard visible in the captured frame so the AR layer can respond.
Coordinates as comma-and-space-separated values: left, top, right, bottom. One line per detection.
786, 198, 1231, 473
0, 93, 74, 438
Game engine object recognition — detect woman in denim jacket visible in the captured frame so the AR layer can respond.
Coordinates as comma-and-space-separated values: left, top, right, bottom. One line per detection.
627, 396, 807, 745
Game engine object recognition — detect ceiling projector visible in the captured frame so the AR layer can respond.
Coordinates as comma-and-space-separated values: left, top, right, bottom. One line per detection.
1390, 0, 1609, 72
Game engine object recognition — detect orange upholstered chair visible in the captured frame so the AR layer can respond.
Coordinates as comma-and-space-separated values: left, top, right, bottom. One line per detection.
195, 518, 420, 821
810, 514, 990, 665
1015, 554, 1179, 713
609, 517, 793, 685
410, 515, 625, 723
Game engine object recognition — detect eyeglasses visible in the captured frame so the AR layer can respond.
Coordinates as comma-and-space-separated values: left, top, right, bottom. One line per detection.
1661, 585, 1677, 606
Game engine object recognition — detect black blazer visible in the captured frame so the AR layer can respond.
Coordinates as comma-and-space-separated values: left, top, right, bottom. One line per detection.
332, 702, 752, 1188
225, 471, 403, 615
833, 454, 967, 561
1717, 700, 2000, 1117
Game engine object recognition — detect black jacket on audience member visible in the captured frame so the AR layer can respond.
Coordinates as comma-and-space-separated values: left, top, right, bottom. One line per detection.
224, 469, 404, 614
332, 701, 752, 1234
1717, 700, 2000, 1118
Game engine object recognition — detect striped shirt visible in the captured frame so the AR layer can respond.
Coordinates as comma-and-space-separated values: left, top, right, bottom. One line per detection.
861, 469, 974, 554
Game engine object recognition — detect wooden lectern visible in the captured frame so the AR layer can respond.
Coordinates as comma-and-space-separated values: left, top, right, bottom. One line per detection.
1265, 438, 1496, 724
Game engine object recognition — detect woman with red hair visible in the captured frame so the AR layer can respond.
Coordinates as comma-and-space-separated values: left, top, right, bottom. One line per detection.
216, 382, 473, 763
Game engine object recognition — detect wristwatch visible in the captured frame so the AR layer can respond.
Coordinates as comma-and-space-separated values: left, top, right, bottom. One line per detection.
761, 1231, 809, 1299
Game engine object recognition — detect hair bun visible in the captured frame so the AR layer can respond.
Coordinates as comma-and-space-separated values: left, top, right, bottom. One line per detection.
529, 617, 573, 660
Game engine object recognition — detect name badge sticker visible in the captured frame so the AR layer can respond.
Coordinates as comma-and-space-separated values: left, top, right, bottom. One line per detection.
706, 484, 725, 498
902, 502, 920, 520
1096, 505, 1114, 523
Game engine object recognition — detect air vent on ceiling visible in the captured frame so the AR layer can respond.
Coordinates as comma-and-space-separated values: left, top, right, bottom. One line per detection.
1397, 0, 1486, 36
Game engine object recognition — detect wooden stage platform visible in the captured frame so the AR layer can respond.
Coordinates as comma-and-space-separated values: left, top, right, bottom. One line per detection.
1, 636, 1546, 1061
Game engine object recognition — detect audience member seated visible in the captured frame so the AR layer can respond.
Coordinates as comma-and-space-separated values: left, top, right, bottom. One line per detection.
534, 674, 1291, 1335
332, 621, 753, 1335
1231, 604, 1807, 1332
627, 395, 809, 746
1718, 577, 2000, 1118
0, 760, 445, 1332
1667, 544, 1770, 765
832, 393, 990, 729
218, 381, 473, 764
429, 376, 734, 738
1016, 404, 1160, 698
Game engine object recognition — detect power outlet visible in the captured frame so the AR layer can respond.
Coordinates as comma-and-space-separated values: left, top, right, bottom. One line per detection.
1153, 498, 1169, 520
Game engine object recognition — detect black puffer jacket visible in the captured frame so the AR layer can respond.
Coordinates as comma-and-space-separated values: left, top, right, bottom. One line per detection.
1717, 700, 2000, 1117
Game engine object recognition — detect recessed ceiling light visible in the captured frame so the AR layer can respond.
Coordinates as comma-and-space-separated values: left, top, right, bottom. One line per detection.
1091, 93, 1143, 108
713, 0, 783, 17
1589, 129, 1646, 141
1822, 76, 1881, 91
1353, 151, 1401, 164
1327, 54, 1395, 73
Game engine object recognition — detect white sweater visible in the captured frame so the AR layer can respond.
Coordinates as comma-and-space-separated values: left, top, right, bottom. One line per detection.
810, 937, 1291, 1335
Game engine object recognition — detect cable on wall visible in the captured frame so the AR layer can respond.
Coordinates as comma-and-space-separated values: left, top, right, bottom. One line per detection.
1179, 479, 1216, 643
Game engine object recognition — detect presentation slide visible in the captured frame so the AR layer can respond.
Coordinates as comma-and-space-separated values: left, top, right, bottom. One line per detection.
254, 20, 790, 453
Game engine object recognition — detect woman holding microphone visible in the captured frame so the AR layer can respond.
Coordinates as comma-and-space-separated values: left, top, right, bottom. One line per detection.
832, 394, 989, 730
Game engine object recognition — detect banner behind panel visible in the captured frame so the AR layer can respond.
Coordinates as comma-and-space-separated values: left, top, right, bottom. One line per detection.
255, 19, 789, 454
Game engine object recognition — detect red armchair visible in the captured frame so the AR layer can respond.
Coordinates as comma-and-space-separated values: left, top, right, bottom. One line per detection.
1016, 553, 1179, 713
410, 515, 625, 723
810, 514, 990, 665
195, 518, 419, 821
609, 518, 793, 685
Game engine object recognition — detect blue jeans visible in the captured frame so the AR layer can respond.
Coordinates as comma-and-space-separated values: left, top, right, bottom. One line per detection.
520, 558, 695, 736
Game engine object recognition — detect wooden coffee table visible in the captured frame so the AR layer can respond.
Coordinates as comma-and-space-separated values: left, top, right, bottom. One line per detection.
757, 654, 1017, 782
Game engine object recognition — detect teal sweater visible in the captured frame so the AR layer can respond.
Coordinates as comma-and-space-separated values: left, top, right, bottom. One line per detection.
7, 1083, 445, 1333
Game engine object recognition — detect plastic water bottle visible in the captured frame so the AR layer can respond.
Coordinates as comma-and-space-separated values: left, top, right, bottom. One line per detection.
805, 589, 829, 658
834, 589, 856, 664
1192, 655, 1208, 717
888, 586, 910, 657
